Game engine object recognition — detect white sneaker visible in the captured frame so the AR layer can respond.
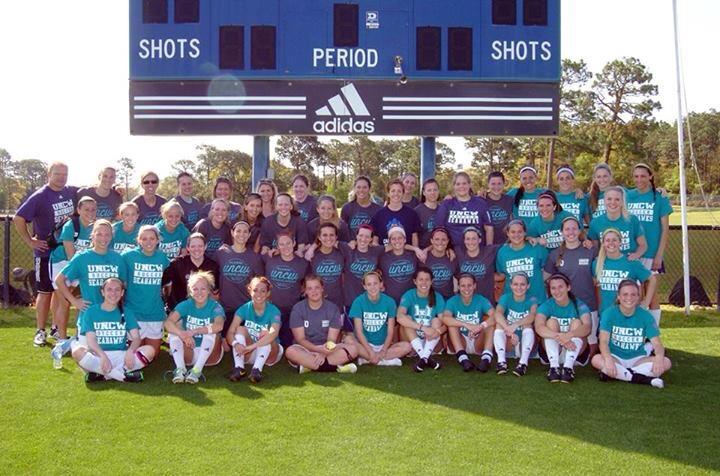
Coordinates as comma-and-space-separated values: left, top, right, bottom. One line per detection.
378, 358, 402, 367
336, 363, 358, 374
651, 378, 665, 389
357, 358, 369, 366
298, 365, 312, 374
33, 329, 47, 347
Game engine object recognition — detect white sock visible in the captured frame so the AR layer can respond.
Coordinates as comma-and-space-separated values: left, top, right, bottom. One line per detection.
493, 329, 506, 364
481, 350, 493, 363
233, 334, 246, 368
168, 334, 187, 370
563, 338, 583, 369
520, 328, 535, 365
108, 366, 126, 382
420, 338, 439, 360
79, 353, 102, 374
378, 358, 402, 366
544, 339, 560, 368
192, 334, 216, 373
128, 351, 149, 371
631, 361, 658, 377
253, 344, 271, 371
612, 363, 633, 382
411, 338, 424, 356
650, 309, 661, 326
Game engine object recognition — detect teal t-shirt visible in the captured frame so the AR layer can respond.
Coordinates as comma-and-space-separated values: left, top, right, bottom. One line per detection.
508, 188, 545, 228
50, 219, 93, 263
496, 243, 548, 302
444, 294, 493, 336
588, 213, 645, 254
625, 189, 672, 259
156, 219, 190, 260
173, 298, 225, 347
497, 292, 538, 327
537, 297, 590, 333
111, 221, 139, 254
400, 289, 445, 339
349, 292, 397, 346
80, 304, 139, 351
590, 191, 606, 219
600, 305, 659, 359
556, 192, 589, 223
592, 255, 652, 313
527, 210, 574, 249
122, 248, 170, 321
234, 301, 282, 342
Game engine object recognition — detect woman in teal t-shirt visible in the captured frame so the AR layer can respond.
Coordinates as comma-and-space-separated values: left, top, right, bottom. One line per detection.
350, 271, 411, 367
112, 202, 140, 254
156, 200, 190, 260
534, 273, 591, 384
226, 276, 284, 384
588, 163, 615, 219
442, 273, 495, 373
71, 277, 154, 383
493, 272, 538, 377
591, 279, 671, 388
397, 266, 446, 373
508, 166, 544, 228
165, 271, 225, 384
554, 165, 590, 225
495, 219, 549, 303
588, 186, 647, 259
122, 225, 170, 356
527, 191, 574, 250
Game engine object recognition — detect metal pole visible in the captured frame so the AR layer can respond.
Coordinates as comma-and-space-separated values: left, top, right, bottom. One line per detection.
420, 137, 436, 184
3, 216, 10, 308
546, 138, 555, 189
252, 136, 270, 191
672, 0, 691, 316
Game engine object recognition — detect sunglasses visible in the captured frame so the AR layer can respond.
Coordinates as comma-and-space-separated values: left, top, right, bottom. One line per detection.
143, 179, 159, 185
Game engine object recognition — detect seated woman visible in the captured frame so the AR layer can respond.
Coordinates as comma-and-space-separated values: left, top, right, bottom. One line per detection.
285, 275, 358, 374
493, 272, 538, 377
226, 277, 283, 384
349, 271, 411, 367
72, 277, 154, 383
534, 273, 592, 384
591, 279, 671, 388
165, 271, 225, 384
396, 266, 446, 373
442, 273, 496, 373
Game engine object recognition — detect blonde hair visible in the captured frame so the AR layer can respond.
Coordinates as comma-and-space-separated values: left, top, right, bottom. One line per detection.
604, 186, 629, 219
187, 271, 215, 293
119, 201, 139, 216
90, 219, 114, 245
594, 228, 622, 279
160, 200, 184, 219
137, 224, 160, 242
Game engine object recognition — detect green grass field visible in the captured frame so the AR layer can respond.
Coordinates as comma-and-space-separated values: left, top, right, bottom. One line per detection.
669, 207, 720, 226
1, 307, 719, 474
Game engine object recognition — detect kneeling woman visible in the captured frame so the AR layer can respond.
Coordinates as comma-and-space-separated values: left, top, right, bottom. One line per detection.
226, 277, 284, 384
349, 271, 411, 366
534, 273, 592, 383
72, 277, 154, 383
397, 267, 446, 373
165, 271, 225, 384
591, 280, 671, 388
442, 274, 496, 373
286, 275, 358, 374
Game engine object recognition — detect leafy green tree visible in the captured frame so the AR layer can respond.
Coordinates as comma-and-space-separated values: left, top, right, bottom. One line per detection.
117, 157, 136, 201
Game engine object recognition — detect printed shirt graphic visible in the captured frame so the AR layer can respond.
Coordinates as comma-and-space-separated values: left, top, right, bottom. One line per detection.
498, 293, 539, 333
81, 305, 139, 351
591, 191, 606, 219
295, 195, 319, 223
625, 189, 672, 259
259, 214, 310, 248
311, 248, 345, 307
456, 245, 499, 303
289, 299, 343, 346
235, 301, 282, 341
341, 244, 383, 307
133, 195, 167, 226
556, 191, 589, 223
349, 292, 397, 346
193, 219, 232, 260
156, 219, 191, 260
122, 248, 170, 321
379, 251, 418, 303
50, 219, 93, 263
527, 210, 574, 249
592, 255, 651, 313
496, 243, 548, 302
425, 253, 458, 299
537, 298, 590, 333
111, 221, 139, 254
216, 247, 264, 311
174, 195, 205, 230
369, 206, 420, 245
485, 194, 514, 244
16, 184, 77, 258
263, 255, 309, 311
399, 289, 445, 338
508, 188, 544, 227
174, 298, 225, 347
600, 305, 659, 359
435, 196, 492, 248
341, 201, 382, 239
444, 294, 493, 336
414, 203, 439, 248
77, 187, 123, 220
588, 213, 645, 253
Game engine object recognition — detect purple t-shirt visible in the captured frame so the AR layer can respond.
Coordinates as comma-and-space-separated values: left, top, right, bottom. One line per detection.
192, 219, 232, 260
414, 203, 439, 248
456, 245, 499, 304
263, 254, 310, 312
341, 201, 382, 239
341, 244, 384, 307
310, 248, 345, 308
435, 197, 492, 248
289, 299, 343, 346
486, 194, 514, 245
215, 246, 265, 312
77, 187, 122, 221
295, 195, 319, 223
174, 195, 205, 230
132, 194, 167, 226
425, 253, 458, 299
307, 218, 352, 243
260, 214, 309, 249
379, 250, 418, 303
16, 184, 77, 257
370, 206, 421, 245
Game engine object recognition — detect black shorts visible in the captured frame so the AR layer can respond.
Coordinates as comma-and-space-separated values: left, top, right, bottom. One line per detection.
35, 256, 53, 293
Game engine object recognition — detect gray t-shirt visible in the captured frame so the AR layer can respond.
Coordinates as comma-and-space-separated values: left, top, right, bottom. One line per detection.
290, 299, 343, 345
132, 194, 167, 226
215, 246, 264, 312
295, 195, 319, 223
260, 214, 309, 248
310, 248, 345, 308
192, 219, 232, 260
545, 245, 598, 311
341, 244, 384, 307
340, 201, 382, 239
486, 194, 514, 245
425, 253, 458, 299
174, 195, 205, 230
77, 187, 123, 221
263, 254, 310, 312
307, 218, 352, 243
379, 250, 418, 303
414, 203, 439, 249
456, 245, 499, 304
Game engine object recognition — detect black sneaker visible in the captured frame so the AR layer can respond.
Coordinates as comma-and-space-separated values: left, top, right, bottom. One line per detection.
537, 345, 549, 366
84, 372, 105, 383
249, 368, 263, 384
560, 367, 575, 383
576, 346, 590, 367
547, 367, 561, 383
598, 371, 609, 382
630, 372, 664, 388
124, 370, 144, 383
228, 367, 247, 382
426, 357, 442, 370
413, 357, 426, 373
49, 325, 60, 341
513, 363, 527, 377
460, 359, 476, 372
496, 362, 508, 375
33, 329, 47, 347
476, 358, 491, 373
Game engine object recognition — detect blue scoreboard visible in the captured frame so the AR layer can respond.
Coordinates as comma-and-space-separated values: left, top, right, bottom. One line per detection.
130, 0, 560, 136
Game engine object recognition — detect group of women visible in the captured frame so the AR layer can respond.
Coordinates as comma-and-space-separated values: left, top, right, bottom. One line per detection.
51, 164, 672, 388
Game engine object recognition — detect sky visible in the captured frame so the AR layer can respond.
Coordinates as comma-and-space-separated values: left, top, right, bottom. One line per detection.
0, 0, 718, 187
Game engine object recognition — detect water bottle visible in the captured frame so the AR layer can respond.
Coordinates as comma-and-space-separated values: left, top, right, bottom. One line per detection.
51, 343, 63, 369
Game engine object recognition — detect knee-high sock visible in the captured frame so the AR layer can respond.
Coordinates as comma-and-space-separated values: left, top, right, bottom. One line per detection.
411, 337, 424, 356
493, 330, 507, 363
253, 344, 271, 371
79, 352, 102, 374
420, 338, 439, 360
168, 334, 186, 370
192, 334, 216, 373
563, 338, 583, 369
631, 361, 658, 377
650, 309, 661, 326
544, 338, 560, 368
233, 334, 246, 368
611, 363, 633, 382
131, 350, 151, 370
107, 366, 126, 382
520, 328, 535, 365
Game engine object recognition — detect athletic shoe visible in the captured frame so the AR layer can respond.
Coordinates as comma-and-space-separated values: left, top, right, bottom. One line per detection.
84, 372, 105, 383
298, 365, 312, 375
228, 367, 247, 382
171, 368, 187, 384
598, 371, 609, 382
576, 346, 590, 367
425, 357, 442, 370
33, 329, 47, 347
49, 325, 60, 341
560, 367, 575, 383
496, 362, 509, 375
630, 372, 664, 389
513, 363, 528, 377
124, 370, 144, 383
476, 358, 491, 373
249, 368, 263, 384
413, 357, 426, 373
537, 345, 549, 366
185, 368, 202, 384
547, 367, 561, 383
650, 378, 665, 389
357, 357, 369, 366
460, 359, 476, 372
336, 363, 358, 374
378, 358, 402, 366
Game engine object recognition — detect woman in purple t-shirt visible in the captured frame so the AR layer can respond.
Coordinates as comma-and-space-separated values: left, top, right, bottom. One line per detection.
306, 223, 346, 309
341, 176, 382, 240
436, 172, 493, 249
370, 179, 420, 247
379, 226, 419, 304
132, 171, 167, 226
415, 178, 441, 249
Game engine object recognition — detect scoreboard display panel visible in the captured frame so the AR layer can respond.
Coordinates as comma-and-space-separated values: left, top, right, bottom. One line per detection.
130, 0, 560, 136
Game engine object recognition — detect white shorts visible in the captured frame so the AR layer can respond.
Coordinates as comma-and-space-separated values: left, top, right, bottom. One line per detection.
247, 344, 284, 367
613, 354, 646, 368
588, 311, 599, 345
104, 350, 126, 369
368, 343, 384, 353
138, 321, 164, 340
50, 260, 78, 289
462, 334, 480, 355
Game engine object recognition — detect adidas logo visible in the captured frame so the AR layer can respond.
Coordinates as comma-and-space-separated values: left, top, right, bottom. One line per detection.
313, 84, 375, 134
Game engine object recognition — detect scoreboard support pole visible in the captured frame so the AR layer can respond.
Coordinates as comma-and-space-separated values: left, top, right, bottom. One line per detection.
420, 137, 436, 182
252, 136, 270, 190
